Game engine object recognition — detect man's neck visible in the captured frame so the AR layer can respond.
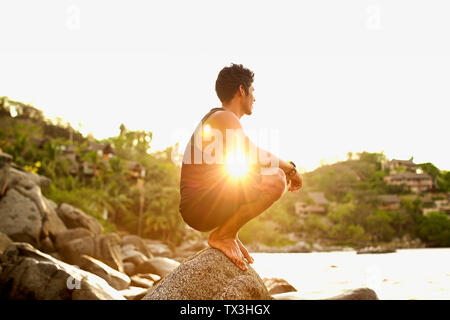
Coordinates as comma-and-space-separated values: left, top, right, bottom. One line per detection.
221, 102, 243, 119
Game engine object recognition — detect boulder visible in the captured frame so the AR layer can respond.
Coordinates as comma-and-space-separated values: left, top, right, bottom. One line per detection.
121, 249, 148, 266
0, 232, 12, 255
120, 235, 152, 258
121, 244, 136, 252
145, 242, 172, 258
136, 257, 180, 278
39, 236, 55, 253
272, 288, 379, 300
57, 203, 103, 235
79, 255, 130, 290
0, 242, 125, 300
263, 277, 297, 295
174, 240, 208, 258
59, 233, 123, 272
53, 228, 94, 251
135, 273, 161, 283
7, 168, 67, 238
142, 248, 272, 300
123, 262, 136, 276
0, 188, 42, 247
119, 286, 150, 300
0, 166, 67, 248
130, 275, 154, 289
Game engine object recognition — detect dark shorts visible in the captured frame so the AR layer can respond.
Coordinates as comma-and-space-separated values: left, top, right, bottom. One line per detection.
180, 167, 262, 232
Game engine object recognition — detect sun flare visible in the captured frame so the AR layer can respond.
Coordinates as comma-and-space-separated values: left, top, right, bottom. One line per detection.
225, 151, 250, 178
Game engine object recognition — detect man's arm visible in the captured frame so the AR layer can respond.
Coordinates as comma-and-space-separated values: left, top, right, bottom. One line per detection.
208, 111, 297, 175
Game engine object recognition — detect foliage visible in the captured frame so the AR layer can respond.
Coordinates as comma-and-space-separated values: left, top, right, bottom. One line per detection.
417, 212, 450, 247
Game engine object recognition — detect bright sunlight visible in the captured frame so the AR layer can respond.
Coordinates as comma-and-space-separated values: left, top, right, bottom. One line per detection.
225, 151, 250, 178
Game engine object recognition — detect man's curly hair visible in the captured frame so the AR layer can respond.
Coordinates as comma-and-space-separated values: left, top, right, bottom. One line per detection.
215, 63, 255, 104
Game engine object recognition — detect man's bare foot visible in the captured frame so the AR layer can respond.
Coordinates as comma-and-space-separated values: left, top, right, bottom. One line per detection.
208, 229, 248, 271
236, 237, 254, 264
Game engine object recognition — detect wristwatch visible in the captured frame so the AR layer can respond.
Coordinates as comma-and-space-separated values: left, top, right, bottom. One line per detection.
287, 161, 297, 177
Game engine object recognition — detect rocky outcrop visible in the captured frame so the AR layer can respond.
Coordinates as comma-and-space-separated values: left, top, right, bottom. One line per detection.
143, 248, 271, 300
79, 255, 130, 290
59, 233, 123, 272
56, 203, 103, 235
135, 257, 180, 278
0, 242, 125, 300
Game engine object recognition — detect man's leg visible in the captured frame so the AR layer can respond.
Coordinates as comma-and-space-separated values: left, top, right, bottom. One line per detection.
208, 168, 287, 271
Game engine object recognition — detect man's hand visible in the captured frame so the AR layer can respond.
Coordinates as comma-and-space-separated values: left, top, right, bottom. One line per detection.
286, 171, 302, 192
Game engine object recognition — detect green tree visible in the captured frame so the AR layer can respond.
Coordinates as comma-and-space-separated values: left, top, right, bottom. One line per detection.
418, 212, 450, 247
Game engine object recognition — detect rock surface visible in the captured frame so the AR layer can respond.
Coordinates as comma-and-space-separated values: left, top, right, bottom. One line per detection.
79, 255, 130, 290
0, 188, 43, 247
0, 164, 67, 249
0, 242, 125, 300
119, 286, 149, 300
57, 203, 103, 235
142, 248, 272, 300
120, 235, 153, 258
130, 275, 154, 288
136, 257, 180, 278
53, 228, 94, 251
0, 232, 12, 255
59, 233, 123, 272
121, 249, 148, 266
263, 277, 297, 295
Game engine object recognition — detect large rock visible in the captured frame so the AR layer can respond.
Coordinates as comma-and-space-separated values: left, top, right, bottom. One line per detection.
53, 228, 94, 251
136, 257, 180, 278
144, 240, 172, 258
0, 232, 12, 255
130, 275, 154, 289
119, 286, 149, 300
120, 235, 152, 258
174, 240, 208, 258
263, 277, 297, 295
59, 233, 123, 272
0, 167, 67, 248
7, 168, 67, 240
0, 152, 12, 196
121, 249, 148, 266
0, 188, 42, 247
123, 262, 136, 276
0, 242, 125, 300
272, 288, 379, 300
142, 248, 272, 300
79, 255, 130, 290
57, 203, 103, 235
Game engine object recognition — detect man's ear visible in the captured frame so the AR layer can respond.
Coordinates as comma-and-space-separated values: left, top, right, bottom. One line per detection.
239, 85, 246, 97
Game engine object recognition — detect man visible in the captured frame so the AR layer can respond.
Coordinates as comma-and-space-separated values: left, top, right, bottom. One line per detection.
179, 63, 302, 271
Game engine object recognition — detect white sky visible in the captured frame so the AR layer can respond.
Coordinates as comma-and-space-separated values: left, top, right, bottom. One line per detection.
1, 0, 449, 172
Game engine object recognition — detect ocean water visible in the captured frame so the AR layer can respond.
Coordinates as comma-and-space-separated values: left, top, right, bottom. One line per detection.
250, 248, 450, 300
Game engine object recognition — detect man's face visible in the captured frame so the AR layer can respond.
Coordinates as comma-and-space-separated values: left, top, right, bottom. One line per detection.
241, 84, 255, 116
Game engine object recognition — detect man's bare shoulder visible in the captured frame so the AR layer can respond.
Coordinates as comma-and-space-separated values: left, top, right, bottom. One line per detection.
207, 110, 242, 130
